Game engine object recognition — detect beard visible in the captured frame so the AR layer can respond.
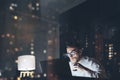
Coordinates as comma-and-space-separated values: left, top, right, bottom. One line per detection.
70, 55, 81, 65
70, 57, 78, 64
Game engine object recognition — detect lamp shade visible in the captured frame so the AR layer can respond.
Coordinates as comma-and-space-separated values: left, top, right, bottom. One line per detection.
18, 55, 35, 71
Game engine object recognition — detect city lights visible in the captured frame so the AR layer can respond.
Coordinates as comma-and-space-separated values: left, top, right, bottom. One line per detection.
43, 49, 47, 54
30, 51, 34, 54
0, 0, 119, 80
13, 15, 18, 20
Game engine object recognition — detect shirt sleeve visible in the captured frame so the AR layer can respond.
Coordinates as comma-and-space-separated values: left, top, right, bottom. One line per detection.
78, 57, 101, 73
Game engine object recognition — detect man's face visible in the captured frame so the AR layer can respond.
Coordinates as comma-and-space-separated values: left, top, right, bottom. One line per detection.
66, 47, 80, 64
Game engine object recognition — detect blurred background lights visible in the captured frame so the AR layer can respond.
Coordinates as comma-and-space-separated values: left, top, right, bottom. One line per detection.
50, 73, 53, 77
43, 73, 47, 77
9, 3, 18, 11
114, 52, 117, 55
48, 40, 53, 45
9, 6, 14, 11
15, 60, 18, 64
13, 15, 18, 20
11, 35, 15, 38
31, 51, 35, 54
109, 52, 113, 55
109, 55, 112, 58
48, 30, 52, 34
32, 7, 35, 10
36, 3, 39, 6
43, 49, 47, 54
32, 15, 36, 18
30, 43, 34, 46
6, 33, 10, 37
28, 3, 32, 9
15, 48, 19, 52
0, 0, 119, 79
11, 3, 17, 7
9, 41, 13, 45
1, 34, 5, 38
36, 74, 41, 78
31, 47, 34, 50
48, 56, 53, 60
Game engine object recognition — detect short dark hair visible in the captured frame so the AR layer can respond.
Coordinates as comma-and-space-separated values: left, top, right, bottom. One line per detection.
66, 41, 82, 49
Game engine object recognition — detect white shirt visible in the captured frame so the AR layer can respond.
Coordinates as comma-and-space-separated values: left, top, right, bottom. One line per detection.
69, 57, 101, 78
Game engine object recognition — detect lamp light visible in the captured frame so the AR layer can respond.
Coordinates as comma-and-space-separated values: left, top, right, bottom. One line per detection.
17, 55, 36, 78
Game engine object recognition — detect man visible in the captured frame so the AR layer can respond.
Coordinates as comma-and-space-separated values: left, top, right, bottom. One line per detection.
65, 44, 107, 79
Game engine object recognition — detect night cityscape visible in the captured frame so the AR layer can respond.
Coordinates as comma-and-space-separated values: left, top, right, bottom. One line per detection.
0, 0, 120, 80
